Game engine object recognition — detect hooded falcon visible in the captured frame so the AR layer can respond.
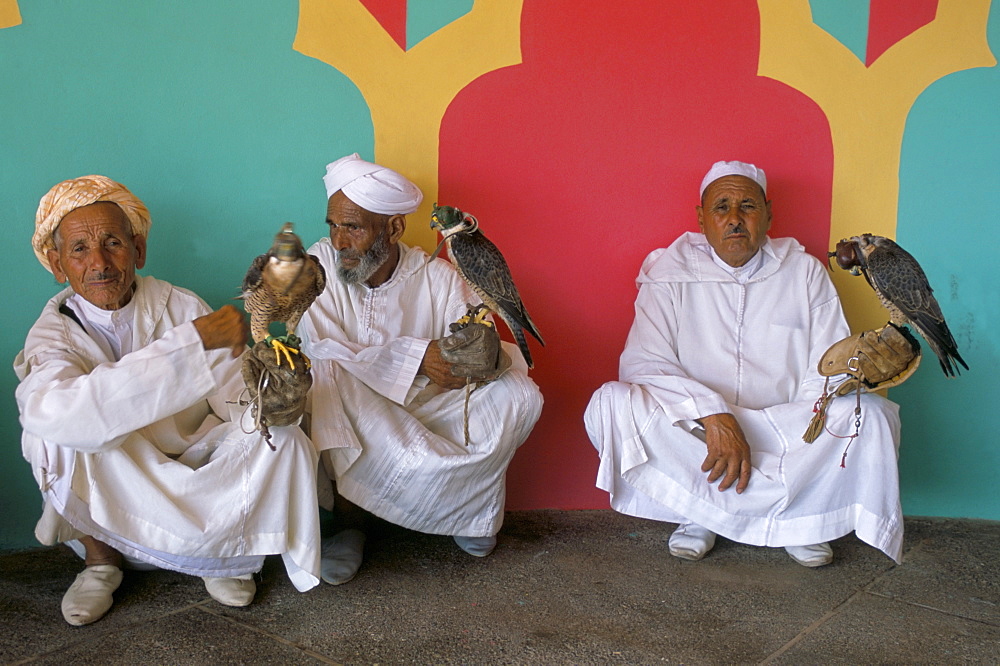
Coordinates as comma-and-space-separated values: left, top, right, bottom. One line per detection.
242, 222, 326, 368
832, 233, 968, 377
429, 204, 544, 368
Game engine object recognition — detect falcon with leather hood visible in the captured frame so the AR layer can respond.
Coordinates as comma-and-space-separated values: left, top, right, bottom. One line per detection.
429, 204, 544, 368
242, 222, 326, 368
831, 233, 968, 377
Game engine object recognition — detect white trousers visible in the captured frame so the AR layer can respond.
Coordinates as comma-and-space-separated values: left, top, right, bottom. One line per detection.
585, 382, 904, 562
35, 423, 321, 591
318, 365, 543, 537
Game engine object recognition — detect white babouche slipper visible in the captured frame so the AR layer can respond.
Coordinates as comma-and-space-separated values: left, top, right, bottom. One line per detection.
61, 564, 124, 626
784, 542, 834, 567
668, 523, 717, 561
202, 573, 256, 607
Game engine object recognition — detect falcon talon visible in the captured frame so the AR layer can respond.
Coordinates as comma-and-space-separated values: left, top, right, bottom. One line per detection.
270, 339, 297, 370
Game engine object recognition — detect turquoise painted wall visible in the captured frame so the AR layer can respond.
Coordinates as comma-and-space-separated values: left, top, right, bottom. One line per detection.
894, 9, 1000, 516
0, 1, 373, 549
1, 1, 997, 551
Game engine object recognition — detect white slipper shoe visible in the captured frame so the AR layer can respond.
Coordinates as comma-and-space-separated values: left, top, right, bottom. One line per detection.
784, 542, 833, 567
453, 535, 497, 558
61, 564, 123, 626
668, 523, 717, 561
320, 529, 366, 585
202, 573, 256, 607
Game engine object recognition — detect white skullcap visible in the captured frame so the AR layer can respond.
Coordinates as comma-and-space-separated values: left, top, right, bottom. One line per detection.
33, 175, 151, 274
323, 153, 423, 215
699, 160, 767, 199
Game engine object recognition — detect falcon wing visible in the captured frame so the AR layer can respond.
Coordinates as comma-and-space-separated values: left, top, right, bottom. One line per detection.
242, 253, 269, 295
308, 253, 327, 300
863, 239, 944, 321
454, 232, 543, 344
863, 238, 966, 374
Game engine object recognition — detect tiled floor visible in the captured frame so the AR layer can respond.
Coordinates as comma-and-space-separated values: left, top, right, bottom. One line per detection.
1, 511, 997, 664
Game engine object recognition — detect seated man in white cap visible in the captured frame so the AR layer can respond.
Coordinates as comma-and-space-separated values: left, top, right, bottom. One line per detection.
298, 153, 543, 584
15, 176, 322, 626
585, 160, 906, 567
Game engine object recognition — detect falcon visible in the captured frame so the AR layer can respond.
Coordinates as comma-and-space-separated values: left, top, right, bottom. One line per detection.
429, 204, 544, 368
831, 233, 968, 377
242, 222, 326, 368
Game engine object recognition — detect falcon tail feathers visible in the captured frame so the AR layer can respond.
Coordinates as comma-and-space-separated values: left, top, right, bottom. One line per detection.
906, 313, 968, 377
512, 326, 534, 369
522, 313, 545, 347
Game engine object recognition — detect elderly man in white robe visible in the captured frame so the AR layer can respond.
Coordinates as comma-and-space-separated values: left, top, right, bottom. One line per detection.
585, 161, 905, 567
298, 154, 543, 585
15, 176, 322, 626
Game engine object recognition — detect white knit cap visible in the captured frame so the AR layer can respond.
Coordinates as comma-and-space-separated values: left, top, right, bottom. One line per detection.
322, 153, 423, 215
699, 160, 767, 198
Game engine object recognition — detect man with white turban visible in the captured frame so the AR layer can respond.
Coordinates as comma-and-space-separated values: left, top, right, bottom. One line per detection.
15, 175, 322, 626
585, 161, 905, 567
299, 154, 543, 585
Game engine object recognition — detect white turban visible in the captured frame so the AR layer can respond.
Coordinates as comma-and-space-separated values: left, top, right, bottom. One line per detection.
699, 160, 767, 199
33, 175, 152, 274
323, 153, 423, 215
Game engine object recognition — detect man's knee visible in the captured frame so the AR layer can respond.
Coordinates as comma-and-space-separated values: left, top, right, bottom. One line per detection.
585, 382, 631, 430
489, 370, 543, 420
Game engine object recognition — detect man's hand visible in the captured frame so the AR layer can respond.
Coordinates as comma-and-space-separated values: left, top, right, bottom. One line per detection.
699, 413, 751, 494
419, 339, 468, 390
193, 305, 249, 358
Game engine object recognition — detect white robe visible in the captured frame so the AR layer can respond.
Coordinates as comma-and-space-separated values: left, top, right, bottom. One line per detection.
299, 239, 543, 538
14, 276, 321, 590
584, 233, 903, 562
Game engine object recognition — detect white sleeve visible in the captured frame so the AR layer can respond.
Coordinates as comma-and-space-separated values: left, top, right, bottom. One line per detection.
15, 322, 220, 451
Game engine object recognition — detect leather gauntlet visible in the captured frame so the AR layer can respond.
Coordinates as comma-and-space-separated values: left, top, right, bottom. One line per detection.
241, 341, 312, 428
818, 323, 921, 395
439, 304, 512, 381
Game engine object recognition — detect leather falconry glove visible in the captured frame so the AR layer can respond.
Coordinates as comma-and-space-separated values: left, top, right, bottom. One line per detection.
818, 323, 922, 396
804, 323, 921, 444
439, 304, 513, 448
439, 304, 512, 382
241, 340, 312, 447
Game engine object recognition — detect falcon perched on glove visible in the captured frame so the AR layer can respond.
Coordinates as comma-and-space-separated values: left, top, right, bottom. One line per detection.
429, 204, 544, 368
831, 234, 968, 377
241, 222, 326, 368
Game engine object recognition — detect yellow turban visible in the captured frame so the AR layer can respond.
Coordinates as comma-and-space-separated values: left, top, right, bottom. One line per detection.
33, 175, 151, 274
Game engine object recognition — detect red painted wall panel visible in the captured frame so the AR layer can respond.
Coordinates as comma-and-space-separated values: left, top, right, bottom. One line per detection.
867, 0, 938, 65
438, 1, 835, 509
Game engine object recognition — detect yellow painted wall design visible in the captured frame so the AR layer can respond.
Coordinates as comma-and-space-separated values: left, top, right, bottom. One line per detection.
1, 0, 21, 29
294, 0, 524, 251
758, 0, 995, 332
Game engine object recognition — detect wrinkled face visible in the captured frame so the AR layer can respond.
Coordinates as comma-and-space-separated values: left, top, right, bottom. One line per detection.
326, 191, 393, 285
47, 202, 146, 310
697, 175, 772, 267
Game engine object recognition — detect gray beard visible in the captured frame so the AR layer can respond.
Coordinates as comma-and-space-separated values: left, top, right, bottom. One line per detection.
335, 229, 390, 285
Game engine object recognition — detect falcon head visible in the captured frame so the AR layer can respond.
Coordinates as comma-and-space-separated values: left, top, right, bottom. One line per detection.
265, 222, 307, 290
428, 203, 481, 263
430, 204, 478, 236
830, 235, 872, 276
270, 222, 305, 263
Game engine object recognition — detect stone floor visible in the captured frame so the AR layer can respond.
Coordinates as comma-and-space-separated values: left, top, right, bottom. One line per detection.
1, 511, 997, 665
